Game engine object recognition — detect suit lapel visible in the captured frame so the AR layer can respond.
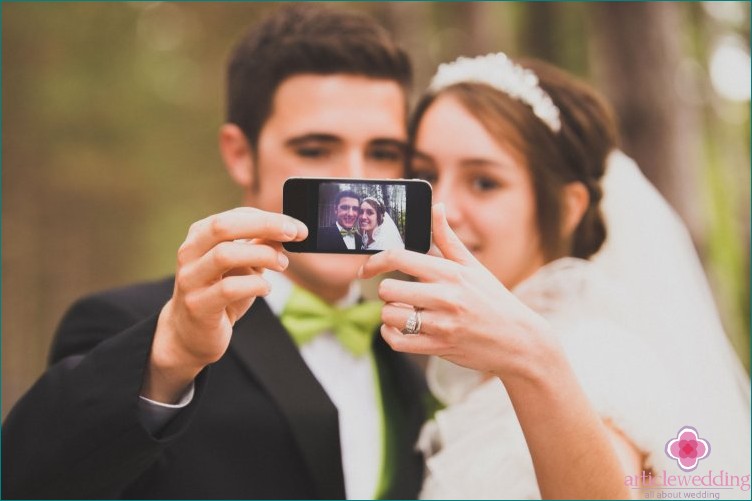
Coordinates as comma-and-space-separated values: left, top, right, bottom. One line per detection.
229, 299, 346, 499
373, 335, 427, 499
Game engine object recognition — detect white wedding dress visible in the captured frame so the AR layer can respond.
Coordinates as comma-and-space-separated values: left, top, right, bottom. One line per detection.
418, 152, 751, 500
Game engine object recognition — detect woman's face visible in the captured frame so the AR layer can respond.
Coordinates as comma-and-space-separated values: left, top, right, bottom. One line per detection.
412, 94, 546, 289
360, 201, 378, 233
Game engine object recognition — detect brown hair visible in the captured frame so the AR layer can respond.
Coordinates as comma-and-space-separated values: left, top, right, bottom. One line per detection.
227, 4, 412, 151
409, 58, 618, 260
361, 197, 386, 225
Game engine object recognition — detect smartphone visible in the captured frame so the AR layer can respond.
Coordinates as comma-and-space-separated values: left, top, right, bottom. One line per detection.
283, 177, 432, 254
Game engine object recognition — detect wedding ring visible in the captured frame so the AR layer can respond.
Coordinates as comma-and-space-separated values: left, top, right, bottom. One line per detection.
402, 307, 422, 335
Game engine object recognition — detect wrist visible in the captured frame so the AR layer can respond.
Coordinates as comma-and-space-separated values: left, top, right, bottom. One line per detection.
493, 322, 570, 394
142, 301, 205, 404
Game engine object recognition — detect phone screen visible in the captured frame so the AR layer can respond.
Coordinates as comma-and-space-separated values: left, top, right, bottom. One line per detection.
283, 177, 432, 254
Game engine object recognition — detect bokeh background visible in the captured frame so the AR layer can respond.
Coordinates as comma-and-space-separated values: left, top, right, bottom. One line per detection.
2, 1, 750, 418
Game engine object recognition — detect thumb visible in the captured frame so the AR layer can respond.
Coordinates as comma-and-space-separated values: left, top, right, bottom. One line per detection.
431, 203, 480, 266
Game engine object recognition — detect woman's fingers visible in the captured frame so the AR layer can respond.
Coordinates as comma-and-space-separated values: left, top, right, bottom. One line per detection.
359, 203, 481, 281
379, 324, 449, 356
377, 278, 460, 311
430, 203, 480, 267
381, 302, 449, 336
359, 247, 462, 282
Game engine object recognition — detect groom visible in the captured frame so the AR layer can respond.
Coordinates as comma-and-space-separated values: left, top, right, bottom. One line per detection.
318, 190, 364, 251
2, 5, 426, 500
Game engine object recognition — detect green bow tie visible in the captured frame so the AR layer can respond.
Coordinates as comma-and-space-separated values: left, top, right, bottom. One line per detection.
340, 228, 357, 237
280, 286, 383, 357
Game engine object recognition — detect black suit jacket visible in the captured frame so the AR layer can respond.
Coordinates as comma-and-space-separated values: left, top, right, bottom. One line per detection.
317, 226, 363, 252
2, 277, 426, 499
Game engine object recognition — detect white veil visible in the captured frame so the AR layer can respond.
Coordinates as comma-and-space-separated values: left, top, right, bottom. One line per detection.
366, 211, 405, 251
590, 150, 750, 470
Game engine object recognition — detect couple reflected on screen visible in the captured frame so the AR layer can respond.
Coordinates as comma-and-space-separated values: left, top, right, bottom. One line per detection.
317, 189, 405, 252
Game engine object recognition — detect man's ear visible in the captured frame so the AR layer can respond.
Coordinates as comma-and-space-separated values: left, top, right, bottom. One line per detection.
562, 181, 589, 237
219, 124, 255, 189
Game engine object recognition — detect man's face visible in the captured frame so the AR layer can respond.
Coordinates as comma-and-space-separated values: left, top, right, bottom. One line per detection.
241, 74, 406, 292
336, 196, 360, 230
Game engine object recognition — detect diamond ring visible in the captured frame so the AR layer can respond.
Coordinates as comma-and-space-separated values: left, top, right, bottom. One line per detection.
402, 307, 422, 335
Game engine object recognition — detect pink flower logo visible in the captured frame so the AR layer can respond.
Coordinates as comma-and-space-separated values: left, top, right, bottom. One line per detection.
665, 426, 710, 472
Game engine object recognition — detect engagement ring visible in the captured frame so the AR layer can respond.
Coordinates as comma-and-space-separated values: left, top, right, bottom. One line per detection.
402, 307, 422, 335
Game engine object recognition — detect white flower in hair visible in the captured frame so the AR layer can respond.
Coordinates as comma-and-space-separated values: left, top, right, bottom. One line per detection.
429, 52, 562, 133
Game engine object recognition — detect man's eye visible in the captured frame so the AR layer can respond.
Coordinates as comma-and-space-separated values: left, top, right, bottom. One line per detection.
296, 147, 330, 159
369, 147, 404, 163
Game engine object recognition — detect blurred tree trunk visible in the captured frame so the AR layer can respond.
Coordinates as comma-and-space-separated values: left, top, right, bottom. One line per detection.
445, 2, 496, 57
520, 2, 559, 62
588, 2, 705, 246
376, 2, 432, 98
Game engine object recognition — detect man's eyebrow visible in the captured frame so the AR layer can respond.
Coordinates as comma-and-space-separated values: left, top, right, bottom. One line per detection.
285, 134, 341, 147
369, 138, 408, 150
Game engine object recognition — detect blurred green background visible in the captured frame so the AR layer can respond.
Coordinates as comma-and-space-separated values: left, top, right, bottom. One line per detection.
2, 1, 750, 418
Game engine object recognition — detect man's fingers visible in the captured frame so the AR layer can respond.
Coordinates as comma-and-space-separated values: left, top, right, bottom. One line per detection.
177, 241, 287, 291
179, 208, 307, 263
183, 274, 270, 316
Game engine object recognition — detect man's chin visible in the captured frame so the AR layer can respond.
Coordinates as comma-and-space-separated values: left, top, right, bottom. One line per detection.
285, 252, 367, 296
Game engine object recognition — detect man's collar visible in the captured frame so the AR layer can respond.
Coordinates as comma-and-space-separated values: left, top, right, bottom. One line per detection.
335, 222, 355, 235
263, 270, 362, 316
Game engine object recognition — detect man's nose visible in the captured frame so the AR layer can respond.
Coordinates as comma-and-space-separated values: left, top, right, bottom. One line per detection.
342, 149, 366, 178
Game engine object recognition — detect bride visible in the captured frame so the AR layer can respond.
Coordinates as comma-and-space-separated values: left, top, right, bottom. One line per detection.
359, 196, 405, 251
360, 53, 751, 499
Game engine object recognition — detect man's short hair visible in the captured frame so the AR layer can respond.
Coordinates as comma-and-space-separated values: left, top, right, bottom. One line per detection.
226, 4, 412, 151
335, 190, 361, 208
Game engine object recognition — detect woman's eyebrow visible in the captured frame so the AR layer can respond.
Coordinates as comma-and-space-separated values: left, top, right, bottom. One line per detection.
411, 150, 434, 164
459, 157, 512, 170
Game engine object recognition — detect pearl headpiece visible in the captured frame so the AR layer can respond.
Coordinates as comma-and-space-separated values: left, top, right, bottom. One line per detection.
428, 52, 562, 133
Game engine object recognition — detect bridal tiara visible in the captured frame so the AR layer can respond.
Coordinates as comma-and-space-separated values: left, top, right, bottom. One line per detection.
428, 52, 562, 133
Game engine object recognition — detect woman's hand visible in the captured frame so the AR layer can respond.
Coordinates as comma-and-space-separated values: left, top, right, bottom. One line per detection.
362, 203, 633, 499
359, 204, 557, 382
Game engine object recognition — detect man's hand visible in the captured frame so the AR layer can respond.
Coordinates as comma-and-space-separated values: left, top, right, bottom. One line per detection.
142, 207, 307, 403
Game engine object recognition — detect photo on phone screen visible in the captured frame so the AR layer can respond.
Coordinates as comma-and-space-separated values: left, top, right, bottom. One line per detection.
283, 178, 432, 254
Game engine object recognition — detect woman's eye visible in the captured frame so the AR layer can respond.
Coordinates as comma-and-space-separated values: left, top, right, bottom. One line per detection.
471, 177, 500, 192
369, 147, 403, 163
